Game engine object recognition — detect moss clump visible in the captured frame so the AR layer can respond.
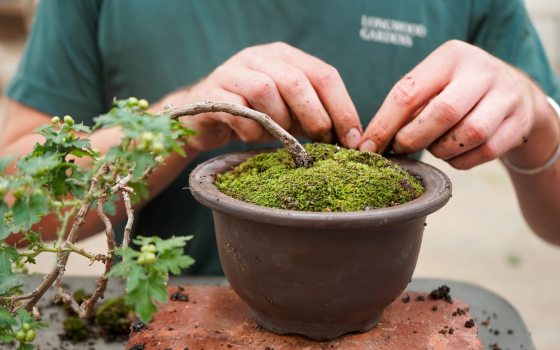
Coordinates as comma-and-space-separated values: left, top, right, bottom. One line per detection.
62, 316, 90, 342
215, 143, 424, 212
94, 296, 135, 339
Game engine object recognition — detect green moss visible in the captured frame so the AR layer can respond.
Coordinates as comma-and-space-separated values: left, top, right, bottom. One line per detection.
215, 143, 424, 212
63, 316, 90, 342
94, 296, 135, 337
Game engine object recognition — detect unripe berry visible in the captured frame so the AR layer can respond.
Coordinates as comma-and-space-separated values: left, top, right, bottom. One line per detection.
151, 141, 164, 155
25, 329, 36, 342
141, 244, 157, 254
63, 115, 74, 126
15, 330, 26, 342
127, 97, 139, 106
143, 252, 156, 264
141, 132, 154, 143
22, 323, 31, 332
51, 116, 60, 124
138, 99, 149, 110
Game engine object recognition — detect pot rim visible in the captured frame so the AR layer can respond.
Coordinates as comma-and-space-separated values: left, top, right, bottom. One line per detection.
189, 149, 452, 228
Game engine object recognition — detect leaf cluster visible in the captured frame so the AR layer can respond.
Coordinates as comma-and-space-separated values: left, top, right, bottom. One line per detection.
107, 235, 195, 322
0, 97, 197, 348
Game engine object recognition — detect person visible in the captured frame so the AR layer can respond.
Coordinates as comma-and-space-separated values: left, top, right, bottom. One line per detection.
1, 0, 559, 275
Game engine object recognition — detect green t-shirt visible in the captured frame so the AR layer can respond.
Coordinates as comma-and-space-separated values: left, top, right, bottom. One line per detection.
7, 0, 560, 274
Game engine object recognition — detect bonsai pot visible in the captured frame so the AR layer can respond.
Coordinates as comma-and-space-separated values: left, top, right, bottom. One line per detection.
189, 149, 452, 340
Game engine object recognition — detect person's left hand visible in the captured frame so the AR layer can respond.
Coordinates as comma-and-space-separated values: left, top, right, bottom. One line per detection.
359, 40, 551, 169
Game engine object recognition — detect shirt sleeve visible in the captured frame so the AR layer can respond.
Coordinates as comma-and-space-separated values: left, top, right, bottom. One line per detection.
469, 0, 560, 102
5, 0, 104, 124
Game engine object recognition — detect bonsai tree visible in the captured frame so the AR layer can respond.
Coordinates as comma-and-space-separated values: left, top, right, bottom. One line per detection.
0, 98, 311, 349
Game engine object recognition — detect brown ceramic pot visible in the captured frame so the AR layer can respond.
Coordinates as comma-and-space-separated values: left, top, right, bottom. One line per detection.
189, 150, 452, 340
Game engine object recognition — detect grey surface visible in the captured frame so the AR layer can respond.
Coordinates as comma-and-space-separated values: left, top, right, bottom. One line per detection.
407, 279, 535, 350
6, 276, 534, 350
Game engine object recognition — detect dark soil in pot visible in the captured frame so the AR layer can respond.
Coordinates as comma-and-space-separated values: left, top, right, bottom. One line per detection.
189, 144, 452, 340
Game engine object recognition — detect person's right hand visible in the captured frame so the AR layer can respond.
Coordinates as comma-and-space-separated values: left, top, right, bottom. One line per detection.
160, 42, 362, 152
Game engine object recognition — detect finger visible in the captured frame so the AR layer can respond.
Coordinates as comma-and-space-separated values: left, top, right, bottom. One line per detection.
447, 114, 528, 169
392, 73, 493, 154
274, 44, 363, 148
428, 88, 517, 160
216, 65, 292, 132
240, 56, 333, 143
195, 88, 265, 144
360, 45, 458, 153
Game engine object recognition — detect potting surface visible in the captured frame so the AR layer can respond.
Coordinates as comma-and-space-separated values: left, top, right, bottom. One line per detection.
10, 276, 535, 350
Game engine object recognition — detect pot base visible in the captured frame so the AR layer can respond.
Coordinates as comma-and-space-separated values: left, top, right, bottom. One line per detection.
251, 309, 382, 341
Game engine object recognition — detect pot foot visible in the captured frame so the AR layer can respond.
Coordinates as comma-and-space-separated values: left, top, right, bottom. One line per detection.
251, 309, 382, 341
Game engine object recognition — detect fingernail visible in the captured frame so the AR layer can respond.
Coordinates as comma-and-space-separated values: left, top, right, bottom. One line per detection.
359, 139, 377, 153
345, 128, 361, 149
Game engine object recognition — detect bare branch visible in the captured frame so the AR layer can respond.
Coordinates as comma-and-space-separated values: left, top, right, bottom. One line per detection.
20, 164, 109, 312
121, 188, 134, 249
163, 101, 312, 167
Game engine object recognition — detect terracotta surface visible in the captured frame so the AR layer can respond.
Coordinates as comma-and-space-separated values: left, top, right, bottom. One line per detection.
126, 286, 482, 350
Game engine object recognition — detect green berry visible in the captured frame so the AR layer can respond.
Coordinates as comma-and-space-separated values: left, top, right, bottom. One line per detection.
141, 132, 154, 143
138, 99, 149, 110
51, 116, 60, 124
25, 329, 36, 342
141, 244, 157, 254
151, 141, 165, 155
127, 97, 139, 106
15, 330, 26, 342
22, 323, 31, 332
137, 255, 146, 265
63, 115, 74, 126
143, 252, 156, 264
0, 183, 7, 196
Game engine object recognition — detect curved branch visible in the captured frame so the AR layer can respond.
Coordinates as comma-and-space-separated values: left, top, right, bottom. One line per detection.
163, 101, 312, 167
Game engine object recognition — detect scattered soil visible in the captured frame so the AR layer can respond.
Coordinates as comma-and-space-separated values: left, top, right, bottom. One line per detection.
401, 295, 411, 303
429, 285, 452, 303
452, 308, 466, 316
464, 319, 475, 328
170, 290, 189, 302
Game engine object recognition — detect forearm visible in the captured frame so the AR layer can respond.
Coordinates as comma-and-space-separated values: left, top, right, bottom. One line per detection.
502, 92, 560, 244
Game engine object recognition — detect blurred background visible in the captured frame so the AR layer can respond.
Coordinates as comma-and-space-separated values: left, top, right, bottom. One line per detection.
1, 1, 559, 349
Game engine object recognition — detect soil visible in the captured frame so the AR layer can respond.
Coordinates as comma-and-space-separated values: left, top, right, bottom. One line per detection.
429, 285, 453, 303
215, 143, 424, 212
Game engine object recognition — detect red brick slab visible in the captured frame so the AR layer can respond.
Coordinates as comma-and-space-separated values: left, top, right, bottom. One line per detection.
126, 286, 482, 350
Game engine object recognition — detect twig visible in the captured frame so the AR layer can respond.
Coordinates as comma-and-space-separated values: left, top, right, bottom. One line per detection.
53, 279, 81, 315
164, 101, 312, 167
121, 190, 134, 248
20, 165, 108, 312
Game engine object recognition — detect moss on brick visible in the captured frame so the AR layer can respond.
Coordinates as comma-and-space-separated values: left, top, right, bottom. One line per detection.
215, 143, 424, 212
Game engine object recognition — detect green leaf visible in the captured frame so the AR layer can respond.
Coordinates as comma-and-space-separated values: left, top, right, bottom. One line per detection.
12, 194, 49, 231
154, 235, 193, 253
0, 202, 11, 240
16, 154, 59, 175
0, 246, 21, 296
125, 272, 168, 322
156, 254, 195, 275
0, 306, 16, 342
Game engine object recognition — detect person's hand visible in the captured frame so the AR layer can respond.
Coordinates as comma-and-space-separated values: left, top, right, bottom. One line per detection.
359, 40, 554, 170
162, 42, 362, 152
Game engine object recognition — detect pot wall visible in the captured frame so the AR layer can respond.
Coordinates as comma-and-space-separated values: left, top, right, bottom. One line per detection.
214, 211, 425, 338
